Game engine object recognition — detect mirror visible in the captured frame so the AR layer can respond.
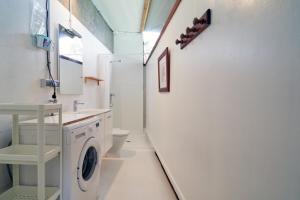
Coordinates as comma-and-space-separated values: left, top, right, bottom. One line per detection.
58, 24, 83, 94
143, 0, 181, 64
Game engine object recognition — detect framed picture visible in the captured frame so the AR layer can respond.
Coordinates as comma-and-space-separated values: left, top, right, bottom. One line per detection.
158, 47, 170, 92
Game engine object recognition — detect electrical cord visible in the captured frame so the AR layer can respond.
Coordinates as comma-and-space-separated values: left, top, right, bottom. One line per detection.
45, 0, 57, 101
6, 141, 12, 181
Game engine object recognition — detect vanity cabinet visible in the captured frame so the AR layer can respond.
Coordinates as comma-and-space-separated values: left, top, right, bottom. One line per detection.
98, 114, 106, 156
104, 111, 113, 154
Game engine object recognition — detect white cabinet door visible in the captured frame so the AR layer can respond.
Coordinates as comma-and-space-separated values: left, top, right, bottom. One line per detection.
97, 115, 105, 157
104, 111, 113, 154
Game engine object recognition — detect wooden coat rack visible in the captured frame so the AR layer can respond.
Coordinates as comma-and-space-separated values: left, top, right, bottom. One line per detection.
175, 9, 211, 49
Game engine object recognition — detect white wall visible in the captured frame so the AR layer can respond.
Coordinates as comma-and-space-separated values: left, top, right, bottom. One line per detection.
112, 32, 144, 134
0, 0, 112, 190
145, 0, 300, 200
98, 54, 113, 109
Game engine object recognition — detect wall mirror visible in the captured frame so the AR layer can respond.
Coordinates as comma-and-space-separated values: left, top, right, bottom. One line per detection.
143, 0, 181, 65
58, 24, 83, 95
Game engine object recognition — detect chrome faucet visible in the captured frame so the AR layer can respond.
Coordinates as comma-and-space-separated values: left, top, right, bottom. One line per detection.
73, 100, 84, 112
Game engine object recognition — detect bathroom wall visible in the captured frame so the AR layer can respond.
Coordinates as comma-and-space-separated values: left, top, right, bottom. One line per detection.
0, 0, 112, 190
111, 32, 144, 134
145, 0, 300, 200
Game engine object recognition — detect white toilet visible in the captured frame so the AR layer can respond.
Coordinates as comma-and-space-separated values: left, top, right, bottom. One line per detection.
108, 128, 130, 156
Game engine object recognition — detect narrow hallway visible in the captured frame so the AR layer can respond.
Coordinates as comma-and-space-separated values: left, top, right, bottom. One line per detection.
98, 134, 177, 200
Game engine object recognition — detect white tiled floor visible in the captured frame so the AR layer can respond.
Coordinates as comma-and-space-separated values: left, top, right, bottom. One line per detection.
98, 133, 177, 200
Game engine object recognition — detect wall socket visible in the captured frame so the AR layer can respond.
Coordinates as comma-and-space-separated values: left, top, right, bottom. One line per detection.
40, 79, 60, 88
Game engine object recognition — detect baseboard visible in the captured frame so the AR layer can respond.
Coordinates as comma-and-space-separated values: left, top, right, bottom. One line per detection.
146, 130, 186, 200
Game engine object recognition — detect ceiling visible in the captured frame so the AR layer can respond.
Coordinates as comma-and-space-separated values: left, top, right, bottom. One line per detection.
91, 0, 144, 33
145, 0, 176, 32
91, 0, 177, 33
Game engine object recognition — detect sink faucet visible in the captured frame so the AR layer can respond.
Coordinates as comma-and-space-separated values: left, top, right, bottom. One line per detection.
73, 100, 84, 112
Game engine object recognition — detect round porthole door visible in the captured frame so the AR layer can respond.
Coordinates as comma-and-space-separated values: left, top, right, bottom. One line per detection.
77, 137, 101, 192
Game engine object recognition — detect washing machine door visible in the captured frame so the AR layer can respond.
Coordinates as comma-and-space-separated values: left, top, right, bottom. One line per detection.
77, 136, 101, 192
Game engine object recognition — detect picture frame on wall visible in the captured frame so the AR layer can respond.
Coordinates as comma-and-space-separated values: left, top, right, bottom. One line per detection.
158, 47, 170, 92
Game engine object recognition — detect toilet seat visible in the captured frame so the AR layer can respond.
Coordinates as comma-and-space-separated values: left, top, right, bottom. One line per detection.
112, 129, 130, 137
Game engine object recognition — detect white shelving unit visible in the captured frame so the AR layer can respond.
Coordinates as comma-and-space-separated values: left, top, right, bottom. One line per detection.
0, 104, 62, 200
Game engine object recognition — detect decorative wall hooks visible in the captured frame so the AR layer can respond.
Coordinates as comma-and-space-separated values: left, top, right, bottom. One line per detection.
175, 9, 211, 49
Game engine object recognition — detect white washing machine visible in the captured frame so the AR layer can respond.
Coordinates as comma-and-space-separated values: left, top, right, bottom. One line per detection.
63, 116, 102, 200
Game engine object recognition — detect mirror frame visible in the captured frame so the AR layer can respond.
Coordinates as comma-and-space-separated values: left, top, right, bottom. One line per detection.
143, 0, 181, 66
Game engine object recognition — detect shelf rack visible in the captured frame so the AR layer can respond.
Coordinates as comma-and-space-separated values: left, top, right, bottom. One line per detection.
0, 104, 62, 200
84, 76, 104, 85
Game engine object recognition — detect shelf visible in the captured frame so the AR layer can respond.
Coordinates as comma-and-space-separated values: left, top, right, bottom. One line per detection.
0, 145, 60, 165
0, 104, 62, 200
0, 186, 60, 200
84, 76, 104, 85
0, 104, 62, 115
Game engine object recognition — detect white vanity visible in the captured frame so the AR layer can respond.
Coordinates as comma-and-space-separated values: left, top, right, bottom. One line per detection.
19, 109, 113, 155
17, 108, 113, 191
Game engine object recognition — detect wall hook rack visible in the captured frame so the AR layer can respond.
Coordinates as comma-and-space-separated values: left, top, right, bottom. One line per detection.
175, 9, 211, 49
